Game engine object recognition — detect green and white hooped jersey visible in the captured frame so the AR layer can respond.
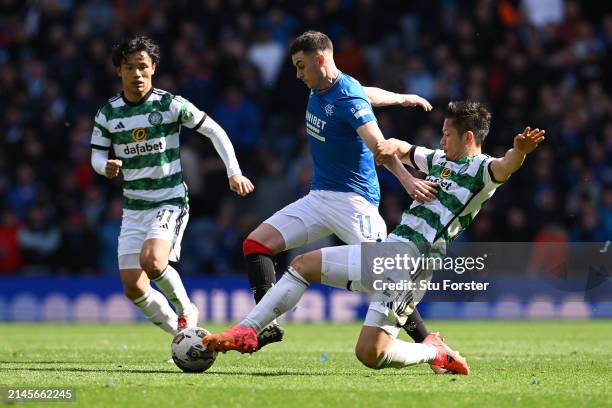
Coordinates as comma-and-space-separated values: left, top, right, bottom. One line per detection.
390, 146, 504, 244
90, 88, 205, 211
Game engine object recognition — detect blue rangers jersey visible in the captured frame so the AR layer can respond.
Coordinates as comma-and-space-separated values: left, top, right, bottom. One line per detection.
305, 72, 379, 206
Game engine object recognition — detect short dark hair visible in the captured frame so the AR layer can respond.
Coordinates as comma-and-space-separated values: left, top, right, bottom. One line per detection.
289, 31, 333, 56
445, 101, 491, 145
111, 36, 160, 67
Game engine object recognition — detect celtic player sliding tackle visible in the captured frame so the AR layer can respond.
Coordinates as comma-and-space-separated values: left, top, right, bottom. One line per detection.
203, 101, 545, 375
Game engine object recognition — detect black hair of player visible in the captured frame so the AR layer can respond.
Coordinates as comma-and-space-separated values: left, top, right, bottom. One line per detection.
445, 101, 492, 145
111, 35, 160, 67
289, 31, 333, 56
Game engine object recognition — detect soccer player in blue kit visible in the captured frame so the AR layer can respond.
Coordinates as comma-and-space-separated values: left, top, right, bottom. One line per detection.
243, 31, 438, 349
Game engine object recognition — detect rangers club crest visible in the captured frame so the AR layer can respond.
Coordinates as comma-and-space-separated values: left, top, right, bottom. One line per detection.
324, 104, 335, 117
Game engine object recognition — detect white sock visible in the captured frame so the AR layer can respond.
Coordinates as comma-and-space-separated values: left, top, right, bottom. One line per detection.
133, 288, 177, 334
267, 283, 278, 328
376, 339, 437, 369
240, 267, 308, 331
152, 264, 191, 315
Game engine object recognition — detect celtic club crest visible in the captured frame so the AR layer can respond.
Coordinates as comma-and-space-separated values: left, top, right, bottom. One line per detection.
148, 111, 163, 126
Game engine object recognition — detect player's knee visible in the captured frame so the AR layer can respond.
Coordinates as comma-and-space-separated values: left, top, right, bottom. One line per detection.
354, 343, 383, 369
245, 224, 285, 254
290, 249, 323, 283
242, 237, 275, 258
289, 254, 306, 275
289, 254, 319, 283
139, 252, 165, 277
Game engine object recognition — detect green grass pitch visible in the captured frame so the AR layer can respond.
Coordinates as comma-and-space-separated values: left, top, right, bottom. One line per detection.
1, 321, 611, 407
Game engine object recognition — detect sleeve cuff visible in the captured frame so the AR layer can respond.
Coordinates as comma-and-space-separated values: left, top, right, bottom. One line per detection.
487, 162, 505, 184
227, 167, 242, 178
409, 146, 418, 169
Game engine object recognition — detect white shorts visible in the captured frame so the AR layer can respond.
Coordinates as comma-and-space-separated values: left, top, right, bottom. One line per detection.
264, 190, 387, 249
320, 235, 421, 338
118, 205, 189, 264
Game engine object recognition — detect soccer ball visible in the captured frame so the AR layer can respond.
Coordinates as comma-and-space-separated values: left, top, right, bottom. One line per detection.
171, 327, 218, 373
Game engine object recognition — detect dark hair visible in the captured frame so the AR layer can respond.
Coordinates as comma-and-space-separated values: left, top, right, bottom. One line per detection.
445, 101, 491, 145
289, 30, 333, 55
111, 36, 160, 67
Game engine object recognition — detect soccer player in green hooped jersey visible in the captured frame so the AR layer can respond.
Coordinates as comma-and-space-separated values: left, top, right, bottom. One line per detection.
203, 101, 545, 375
90, 36, 254, 336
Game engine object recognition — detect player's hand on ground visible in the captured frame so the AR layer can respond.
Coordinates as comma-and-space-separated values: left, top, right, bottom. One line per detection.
403, 177, 437, 203
514, 127, 545, 155
105, 159, 122, 178
374, 138, 403, 165
229, 174, 255, 197
399, 94, 433, 111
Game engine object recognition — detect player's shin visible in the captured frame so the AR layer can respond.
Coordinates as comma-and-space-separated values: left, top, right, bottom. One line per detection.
240, 266, 308, 331
132, 288, 177, 334
376, 338, 437, 369
243, 239, 277, 304
402, 308, 430, 342
151, 263, 193, 315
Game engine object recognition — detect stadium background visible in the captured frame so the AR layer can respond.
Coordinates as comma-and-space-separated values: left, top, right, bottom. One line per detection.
0, 0, 610, 322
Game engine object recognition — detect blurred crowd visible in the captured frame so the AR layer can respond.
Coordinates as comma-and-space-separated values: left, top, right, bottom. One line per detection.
0, 0, 610, 276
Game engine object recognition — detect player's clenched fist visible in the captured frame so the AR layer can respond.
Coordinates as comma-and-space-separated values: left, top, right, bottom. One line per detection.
229, 174, 255, 197
105, 159, 122, 178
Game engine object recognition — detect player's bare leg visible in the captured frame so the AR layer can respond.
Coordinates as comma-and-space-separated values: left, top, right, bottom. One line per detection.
140, 239, 197, 331
246, 223, 286, 254
356, 324, 438, 369
120, 267, 150, 301
356, 323, 469, 374
354, 326, 395, 368
120, 267, 177, 334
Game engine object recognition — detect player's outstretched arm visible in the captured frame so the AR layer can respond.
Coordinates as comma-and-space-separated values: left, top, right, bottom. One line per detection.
357, 122, 436, 202
363, 87, 432, 111
374, 138, 412, 165
490, 126, 545, 182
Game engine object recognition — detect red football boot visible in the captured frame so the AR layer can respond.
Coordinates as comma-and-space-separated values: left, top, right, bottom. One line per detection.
423, 332, 470, 375
202, 325, 258, 354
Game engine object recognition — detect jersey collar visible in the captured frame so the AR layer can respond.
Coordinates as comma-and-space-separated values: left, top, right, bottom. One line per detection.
121, 87, 154, 106
445, 153, 480, 164
316, 71, 342, 96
